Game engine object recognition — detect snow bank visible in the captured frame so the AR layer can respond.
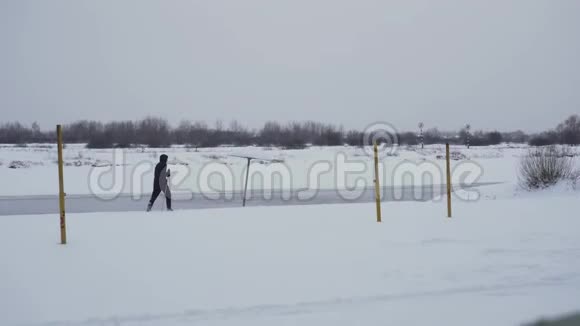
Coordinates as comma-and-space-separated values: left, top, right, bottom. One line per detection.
1, 197, 579, 325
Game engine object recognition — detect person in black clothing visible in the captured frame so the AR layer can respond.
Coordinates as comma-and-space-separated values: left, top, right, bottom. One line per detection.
147, 154, 172, 211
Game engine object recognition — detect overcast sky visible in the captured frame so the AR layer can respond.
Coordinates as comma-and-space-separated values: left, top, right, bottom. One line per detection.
1, 0, 579, 132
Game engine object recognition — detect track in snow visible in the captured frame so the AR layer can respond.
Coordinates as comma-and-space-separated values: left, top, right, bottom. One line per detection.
0, 183, 499, 215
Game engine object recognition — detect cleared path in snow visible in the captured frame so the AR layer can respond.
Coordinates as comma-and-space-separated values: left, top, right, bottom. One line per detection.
0, 183, 499, 215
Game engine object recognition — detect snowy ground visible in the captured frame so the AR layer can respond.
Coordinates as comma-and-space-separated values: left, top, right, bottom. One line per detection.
1, 144, 579, 325
0, 143, 539, 199
1, 195, 580, 326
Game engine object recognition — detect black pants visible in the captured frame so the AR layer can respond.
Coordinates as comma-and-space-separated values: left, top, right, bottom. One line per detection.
149, 187, 171, 209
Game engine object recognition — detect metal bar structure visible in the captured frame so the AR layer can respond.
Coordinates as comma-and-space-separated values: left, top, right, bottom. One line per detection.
56, 125, 67, 244
466, 133, 470, 149
242, 157, 251, 207
373, 141, 382, 222
418, 122, 424, 149
445, 143, 452, 218
465, 124, 471, 149
229, 154, 278, 207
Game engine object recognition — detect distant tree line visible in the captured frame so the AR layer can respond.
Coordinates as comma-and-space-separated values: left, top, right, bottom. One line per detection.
1, 115, 579, 148
527, 115, 580, 146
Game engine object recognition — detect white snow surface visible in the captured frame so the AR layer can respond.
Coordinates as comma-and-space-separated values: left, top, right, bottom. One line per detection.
1, 196, 580, 326
0, 144, 543, 198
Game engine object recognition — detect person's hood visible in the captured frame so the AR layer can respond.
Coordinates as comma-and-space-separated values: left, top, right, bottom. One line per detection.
159, 154, 168, 163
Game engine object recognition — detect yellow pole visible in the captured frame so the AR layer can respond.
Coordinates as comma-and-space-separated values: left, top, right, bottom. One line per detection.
57, 125, 67, 244
445, 143, 452, 218
373, 140, 382, 222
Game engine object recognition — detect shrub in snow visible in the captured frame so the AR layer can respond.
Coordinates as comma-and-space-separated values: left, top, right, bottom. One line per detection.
518, 146, 573, 190
91, 160, 112, 168
436, 151, 467, 161
7, 160, 43, 169
64, 160, 87, 167
204, 154, 226, 160
568, 169, 580, 190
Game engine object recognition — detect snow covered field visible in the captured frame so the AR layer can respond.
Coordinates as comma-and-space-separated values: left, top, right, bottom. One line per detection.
0, 144, 552, 199
1, 144, 579, 325
1, 196, 580, 326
